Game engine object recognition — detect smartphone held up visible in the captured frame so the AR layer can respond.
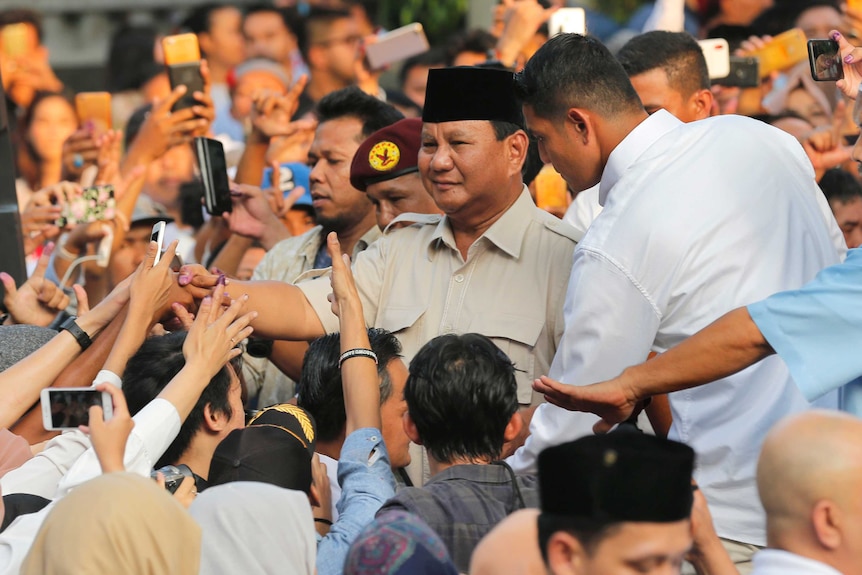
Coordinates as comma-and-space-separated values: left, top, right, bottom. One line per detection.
807, 39, 843, 82
41, 387, 113, 431
162, 33, 204, 112
194, 137, 232, 216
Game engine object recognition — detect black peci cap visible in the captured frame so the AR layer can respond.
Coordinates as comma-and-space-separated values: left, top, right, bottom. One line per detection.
422, 67, 524, 127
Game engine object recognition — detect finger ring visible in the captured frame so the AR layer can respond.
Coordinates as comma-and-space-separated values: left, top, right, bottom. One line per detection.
230, 337, 237, 345
72, 154, 84, 169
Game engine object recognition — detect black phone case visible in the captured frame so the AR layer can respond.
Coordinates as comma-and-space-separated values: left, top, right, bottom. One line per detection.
194, 137, 232, 215
167, 63, 204, 111
807, 40, 844, 82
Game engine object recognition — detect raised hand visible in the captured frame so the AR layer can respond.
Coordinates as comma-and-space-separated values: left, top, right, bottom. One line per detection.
531, 375, 639, 434
182, 282, 255, 371
1, 243, 70, 326
834, 30, 862, 99
128, 239, 181, 324
61, 127, 100, 181
326, 232, 361, 320
251, 74, 309, 137
81, 383, 134, 474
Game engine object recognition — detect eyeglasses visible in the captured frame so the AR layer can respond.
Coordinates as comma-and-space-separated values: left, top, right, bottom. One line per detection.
313, 34, 361, 49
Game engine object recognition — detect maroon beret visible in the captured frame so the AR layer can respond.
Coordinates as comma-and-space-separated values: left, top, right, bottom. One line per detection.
350, 117, 422, 192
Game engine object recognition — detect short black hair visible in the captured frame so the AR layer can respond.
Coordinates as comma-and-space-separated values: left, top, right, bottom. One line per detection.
315, 86, 404, 141
514, 34, 643, 120
297, 6, 353, 63
106, 26, 162, 93
537, 515, 621, 562
399, 47, 447, 87
447, 29, 497, 65
617, 31, 710, 97
0, 9, 42, 42
123, 331, 237, 469
182, 3, 231, 35
820, 168, 862, 206
405, 333, 518, 463
297, 328, 402, 443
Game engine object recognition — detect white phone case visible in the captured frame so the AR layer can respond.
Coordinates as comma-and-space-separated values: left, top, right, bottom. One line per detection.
150, 221, 166, 266
698, 38, 731, 80
40, 387, 113, 431
549, 8, 586, 37
365, 23, 430, 70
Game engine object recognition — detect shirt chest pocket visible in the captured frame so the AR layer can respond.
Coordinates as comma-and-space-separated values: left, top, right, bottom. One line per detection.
468, 314, 545, 405
377, 305, 427, 360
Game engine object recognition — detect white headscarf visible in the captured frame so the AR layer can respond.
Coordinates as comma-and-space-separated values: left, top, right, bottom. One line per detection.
189, 482, 316, 575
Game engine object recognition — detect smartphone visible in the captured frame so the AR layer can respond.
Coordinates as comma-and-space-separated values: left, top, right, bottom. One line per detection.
747, 28, 807, 77
150, 221, 166, 266
194, 137, 232, 216
40, 387, 113, 431
55, 185, 116, 228
849, 0, 862, 10
548, 8, 586, 37
1, 23, 30, 59
807, 39, 843, 82
365, 23, 430, 70
714, 56, 760, 87
96, 224, 113, 268
698, 39, 731, 80
162, 33, 204, 112
75, 92, 112, 134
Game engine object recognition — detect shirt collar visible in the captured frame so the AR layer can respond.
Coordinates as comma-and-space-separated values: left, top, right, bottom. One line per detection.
598, 110, 682, 206
356, 225, 382, 254
428, 463, 514, 485
427, 186, 534, 260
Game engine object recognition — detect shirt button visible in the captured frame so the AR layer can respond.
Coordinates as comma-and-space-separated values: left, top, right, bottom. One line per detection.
369, 436, 378, 442
454, 274, 464, 283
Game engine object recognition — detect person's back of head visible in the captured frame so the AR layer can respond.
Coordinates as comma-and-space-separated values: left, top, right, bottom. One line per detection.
447, 29, 498, 67
315, 86, 404, 141
107, 26, 162, 93
470, 509, 544, 575
617, 31, 712, 121
756, 410, 862, 572
404, 333, 519, 464
297, 328, 401, 444
123, 331, 239, 468
514, 33, 643, 122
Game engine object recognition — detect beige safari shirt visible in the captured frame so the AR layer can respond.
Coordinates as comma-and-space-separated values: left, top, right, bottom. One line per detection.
244, 224, 381, 406
298, 188, 578, 405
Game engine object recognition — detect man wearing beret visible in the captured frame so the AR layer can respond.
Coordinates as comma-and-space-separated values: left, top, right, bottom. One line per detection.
349, 117, 441, 231
538, 433, 735, 575
181, 66, 578, 483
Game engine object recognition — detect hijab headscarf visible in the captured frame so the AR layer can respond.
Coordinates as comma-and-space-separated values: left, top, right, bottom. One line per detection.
344, 511, 459, 575
189, 481, 316, 575
20, 472, 200, 575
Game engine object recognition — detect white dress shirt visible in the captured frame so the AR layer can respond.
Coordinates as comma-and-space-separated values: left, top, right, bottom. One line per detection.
562, 185, 603, 241
510, 110, 845, 547
751, 549, 844, 575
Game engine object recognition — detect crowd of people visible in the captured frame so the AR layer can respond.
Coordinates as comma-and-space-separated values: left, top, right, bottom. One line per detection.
0, 0, 862, 573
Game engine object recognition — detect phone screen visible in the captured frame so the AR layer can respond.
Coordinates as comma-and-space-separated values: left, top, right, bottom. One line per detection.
808, 39, 843, 81
46, 389, 105, 429
198, 138, 232, 215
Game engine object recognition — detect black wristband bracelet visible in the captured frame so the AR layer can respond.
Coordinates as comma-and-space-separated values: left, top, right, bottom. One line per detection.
59, 316, 92, 351
314, 517, 333, 526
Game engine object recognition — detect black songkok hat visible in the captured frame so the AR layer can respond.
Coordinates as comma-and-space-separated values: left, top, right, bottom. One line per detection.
422, 67, 524, 127
538, 433, 695, 524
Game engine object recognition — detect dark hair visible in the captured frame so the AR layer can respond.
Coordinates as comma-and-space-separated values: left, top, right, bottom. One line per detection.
0, 9, 42, 42
514, 34, 643, 120
447, 29, 497, 65
617, 31, 710, 97
819, 168, 862, 206
405, 333, 518, 463
14, 91, 75, 190
122, 331, 236, 469
537, 515, 621, 562
315, 86, 404, 141
297, 6, 353, 62
297, 328, 402, 442
124, 103, 152, 150
399, 47, 447, 87
106, 26, 162, 93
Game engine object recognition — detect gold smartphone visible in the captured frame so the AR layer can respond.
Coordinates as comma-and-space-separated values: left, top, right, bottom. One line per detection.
162, 33, 201, 66
75, 92, 113, 134
747, 28, 808, 77
1, 23, 30, 59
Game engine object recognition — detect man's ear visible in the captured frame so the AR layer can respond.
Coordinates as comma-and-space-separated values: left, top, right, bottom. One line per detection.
198, 33, 214, 57
566, 108, 592, 145
308, 482, 322, 508
202, 403, 228, 433
307, 45, 326, 71
402, 411, 422, 445
547, 531, 586, 575
690, 89, 714, 120
811, 499, 842, 550
503, 411, 524, 443
506, 130, 530, 178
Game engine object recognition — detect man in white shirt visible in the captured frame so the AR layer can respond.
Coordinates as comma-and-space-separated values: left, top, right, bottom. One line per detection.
752, 410, 862, 575
510, 33, 845, 571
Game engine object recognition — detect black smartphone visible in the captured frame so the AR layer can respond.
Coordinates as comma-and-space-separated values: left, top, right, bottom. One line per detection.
194, 137, 232, 216
163, 34, 204, 112
808, 39, 844, 82
714, 56, 760, 88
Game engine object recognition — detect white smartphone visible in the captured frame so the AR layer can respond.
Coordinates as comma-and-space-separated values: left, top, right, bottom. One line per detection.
40, 387, 113, 431
698, 38, 731, 80
150, 221, 166, 266
549, 8, 586, 37
365, 23, 430, 70
96, 225, 113, 268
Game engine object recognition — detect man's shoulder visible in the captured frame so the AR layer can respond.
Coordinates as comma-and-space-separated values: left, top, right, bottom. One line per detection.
254, 226, 323, 279
530, 208, 580, 244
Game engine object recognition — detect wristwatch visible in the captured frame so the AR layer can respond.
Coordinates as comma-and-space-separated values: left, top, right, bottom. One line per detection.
59, 316, 92, 351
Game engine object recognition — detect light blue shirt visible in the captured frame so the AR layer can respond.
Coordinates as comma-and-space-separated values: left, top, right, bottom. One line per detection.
748, 248, 862, 417
316, 427, 395, 575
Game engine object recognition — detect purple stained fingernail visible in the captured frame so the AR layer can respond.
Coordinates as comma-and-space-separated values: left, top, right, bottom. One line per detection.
833, 31, 841, 40
216, 274, 227, 286
179, 274, 190, 285
846, 54, 855, 63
